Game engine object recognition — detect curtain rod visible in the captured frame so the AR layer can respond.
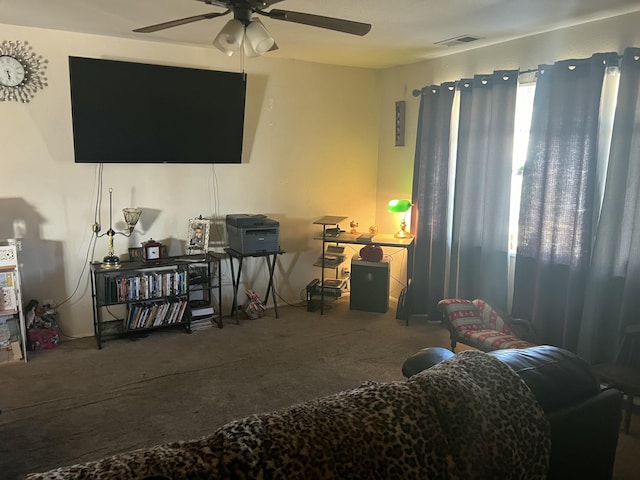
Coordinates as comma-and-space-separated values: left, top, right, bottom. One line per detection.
411, 68, 534, 97
412, 53, 624, 97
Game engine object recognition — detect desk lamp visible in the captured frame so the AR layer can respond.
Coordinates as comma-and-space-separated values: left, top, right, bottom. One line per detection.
388, 199, 413, 238
96, 188, 142, 269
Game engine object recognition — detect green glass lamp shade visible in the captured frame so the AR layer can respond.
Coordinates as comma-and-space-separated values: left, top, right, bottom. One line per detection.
388, 199, 412, 213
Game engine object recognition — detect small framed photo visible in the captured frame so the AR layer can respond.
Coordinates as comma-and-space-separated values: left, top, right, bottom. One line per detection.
186, 218, 210, 254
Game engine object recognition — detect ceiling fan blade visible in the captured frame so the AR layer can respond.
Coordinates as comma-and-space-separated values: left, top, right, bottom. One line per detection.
200, 0, 285, 7
200, 0, 233, 8
133, 11, 230, 33
266, 9, 371, 36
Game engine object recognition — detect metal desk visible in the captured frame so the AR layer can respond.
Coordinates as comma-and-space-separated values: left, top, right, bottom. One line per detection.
313, 228, 414, 321
224, 248, 285, 324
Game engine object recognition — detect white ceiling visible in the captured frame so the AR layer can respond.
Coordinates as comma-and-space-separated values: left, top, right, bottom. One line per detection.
2, 0, 640, 69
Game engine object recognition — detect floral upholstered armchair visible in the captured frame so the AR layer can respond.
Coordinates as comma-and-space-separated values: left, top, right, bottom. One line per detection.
438, 298, 538, 352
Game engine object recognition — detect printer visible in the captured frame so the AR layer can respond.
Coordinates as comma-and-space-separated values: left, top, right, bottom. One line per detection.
226, 214, 280, 254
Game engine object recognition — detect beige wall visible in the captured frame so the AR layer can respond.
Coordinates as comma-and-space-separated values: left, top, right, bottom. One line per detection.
0, 24, 380, 337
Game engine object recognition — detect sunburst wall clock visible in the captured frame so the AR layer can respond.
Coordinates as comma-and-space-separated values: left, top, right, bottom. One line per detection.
0, 40, 48, 102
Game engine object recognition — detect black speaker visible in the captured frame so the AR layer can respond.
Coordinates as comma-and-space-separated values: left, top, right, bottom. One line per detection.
350, 258, 389, 313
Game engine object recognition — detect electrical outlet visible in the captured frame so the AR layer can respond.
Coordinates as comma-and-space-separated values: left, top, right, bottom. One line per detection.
341, 267, 350, 278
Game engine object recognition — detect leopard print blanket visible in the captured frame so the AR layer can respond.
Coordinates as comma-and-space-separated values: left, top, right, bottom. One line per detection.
26, 350, 550, 479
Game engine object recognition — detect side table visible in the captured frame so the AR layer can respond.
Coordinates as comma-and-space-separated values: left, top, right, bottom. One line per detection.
224, 248, 285, 324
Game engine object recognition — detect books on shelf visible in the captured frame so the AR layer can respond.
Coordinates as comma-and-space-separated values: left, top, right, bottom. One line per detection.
190, 316, 217, 331
126, 298, 188, 330
0, 318, 22, 361
0, 322, 11, 348
0, 271, 15, 288
189, 298, 215, 318
357, 233, 375, 243
316, 245, 346, 267
92, 253, 222, 347
105, 270, 188, 303
0, 286, 17, 314
0, 272, 17, 314
191, 305, 215, 317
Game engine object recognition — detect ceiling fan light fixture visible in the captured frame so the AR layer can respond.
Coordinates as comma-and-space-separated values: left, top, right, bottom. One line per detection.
213, 18, 244, 55
244, 19, 275, 57
134, 2, 372, 58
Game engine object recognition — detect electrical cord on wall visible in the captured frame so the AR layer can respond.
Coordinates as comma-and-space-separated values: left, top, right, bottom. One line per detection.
208, 164, 228, 249
93, 163, 104, 230
47, 164, 104, 340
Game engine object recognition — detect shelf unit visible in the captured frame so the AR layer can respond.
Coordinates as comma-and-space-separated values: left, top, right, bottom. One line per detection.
90, 252, 222, 349
310, 216, 349, 314
186, 252, 223, 330
0, 240, 27, 364
311, 223, 416, 321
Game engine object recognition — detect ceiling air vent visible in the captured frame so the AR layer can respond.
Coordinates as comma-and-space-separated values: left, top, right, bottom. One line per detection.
435, 34, 481, 47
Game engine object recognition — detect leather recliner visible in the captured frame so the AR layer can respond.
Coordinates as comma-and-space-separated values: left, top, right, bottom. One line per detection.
403, 345, 623, 479
489, 346, 623, 480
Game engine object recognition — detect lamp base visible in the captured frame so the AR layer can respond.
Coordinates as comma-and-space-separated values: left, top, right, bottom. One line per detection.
102, 254, 121, 269
394, 229, 413, 239
394, 218, 413, 239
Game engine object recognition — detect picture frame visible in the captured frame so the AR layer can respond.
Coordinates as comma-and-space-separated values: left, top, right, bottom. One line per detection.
186, 218, 210, 254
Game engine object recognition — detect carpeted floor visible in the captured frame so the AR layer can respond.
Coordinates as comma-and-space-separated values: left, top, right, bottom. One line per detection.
0, 297, 638, 479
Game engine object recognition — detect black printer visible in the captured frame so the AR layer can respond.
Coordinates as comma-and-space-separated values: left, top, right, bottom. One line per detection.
226, 214, 280, 254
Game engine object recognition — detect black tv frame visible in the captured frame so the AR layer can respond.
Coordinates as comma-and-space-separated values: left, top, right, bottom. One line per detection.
69, 57, 246, 164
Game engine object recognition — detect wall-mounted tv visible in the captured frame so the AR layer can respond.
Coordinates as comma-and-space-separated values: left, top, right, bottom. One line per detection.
68, 57, 246, 164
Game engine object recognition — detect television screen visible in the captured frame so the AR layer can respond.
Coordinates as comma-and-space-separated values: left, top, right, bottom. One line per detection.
68, 57, 246, 164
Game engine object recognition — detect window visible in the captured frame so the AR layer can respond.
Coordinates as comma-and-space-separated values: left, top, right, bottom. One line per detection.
508, 81, 536, 253
507, 69, 620, 255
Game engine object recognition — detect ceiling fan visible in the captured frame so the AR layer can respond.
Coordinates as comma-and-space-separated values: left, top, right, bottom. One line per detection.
134, 0, 372, 57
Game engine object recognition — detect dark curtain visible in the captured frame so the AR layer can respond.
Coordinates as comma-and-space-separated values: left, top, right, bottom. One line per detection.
448, 71, 518, 310
512, 53, 618, 351
410, 83, 456, 317
578, 48, 640, 363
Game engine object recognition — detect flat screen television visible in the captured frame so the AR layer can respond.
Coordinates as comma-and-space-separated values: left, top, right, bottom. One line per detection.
68, 56, 246, 164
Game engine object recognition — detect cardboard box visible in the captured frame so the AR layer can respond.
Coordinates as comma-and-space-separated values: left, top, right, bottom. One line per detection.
28, 327, 61, 350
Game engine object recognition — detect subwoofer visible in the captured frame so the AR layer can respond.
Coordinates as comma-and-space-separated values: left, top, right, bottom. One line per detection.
350, 257, 389, 313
